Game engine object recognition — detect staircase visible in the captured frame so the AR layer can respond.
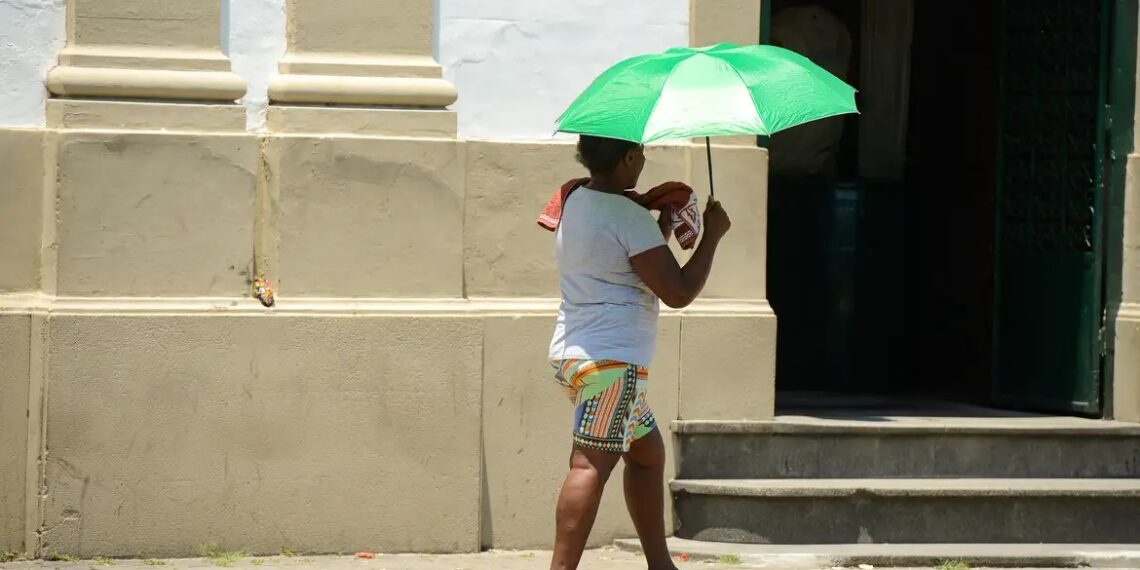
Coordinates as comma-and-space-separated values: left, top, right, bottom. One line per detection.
639, 408, 1140, 562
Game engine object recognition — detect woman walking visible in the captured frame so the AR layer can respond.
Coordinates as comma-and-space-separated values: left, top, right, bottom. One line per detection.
545, 135, 732, 570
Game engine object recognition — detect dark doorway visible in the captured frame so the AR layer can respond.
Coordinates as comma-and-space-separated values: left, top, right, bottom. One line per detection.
904, 0, 999, 403
766, 0, 999, 402
765, 0, 1121, 415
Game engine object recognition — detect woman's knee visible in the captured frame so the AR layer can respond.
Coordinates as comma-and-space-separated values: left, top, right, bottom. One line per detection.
624, 429, 666, 470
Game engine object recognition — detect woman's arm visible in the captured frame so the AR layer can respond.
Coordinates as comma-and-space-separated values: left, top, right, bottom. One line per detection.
631, 198, 731, 309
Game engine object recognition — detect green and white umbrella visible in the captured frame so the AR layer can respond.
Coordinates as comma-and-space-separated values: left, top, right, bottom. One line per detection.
556, 43, 858, 196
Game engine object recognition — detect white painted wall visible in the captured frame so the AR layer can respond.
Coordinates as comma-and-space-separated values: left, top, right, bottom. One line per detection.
438, 0, 690, 140
0, 0, 65, 127
226, 0, 287, 132
0, 0, 688, 139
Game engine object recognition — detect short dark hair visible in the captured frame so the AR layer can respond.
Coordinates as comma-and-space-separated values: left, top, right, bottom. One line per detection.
576, 135, 641, 175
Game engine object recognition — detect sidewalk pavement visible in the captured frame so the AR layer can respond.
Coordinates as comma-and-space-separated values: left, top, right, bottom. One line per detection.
3, 547, 1134, 570
0, 547, 755, 570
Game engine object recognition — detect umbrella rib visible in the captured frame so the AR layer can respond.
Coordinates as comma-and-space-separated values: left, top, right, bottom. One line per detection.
555, 55, 658, 124
632, 55, 693, 142
710, 49, 857, 134
766, 108, 861, 136
767, 46, 859, 101
637, 72, 680, 142
708, 52, 771, 135
557, 53, 689, 140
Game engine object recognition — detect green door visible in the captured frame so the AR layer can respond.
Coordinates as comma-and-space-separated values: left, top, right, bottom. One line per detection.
993, 0, 1111, 414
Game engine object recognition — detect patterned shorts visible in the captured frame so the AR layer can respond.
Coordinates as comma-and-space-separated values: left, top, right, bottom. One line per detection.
554, 359, 657, 453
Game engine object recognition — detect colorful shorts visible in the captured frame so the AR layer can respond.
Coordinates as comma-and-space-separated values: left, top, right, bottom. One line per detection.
554, 359, 657, 453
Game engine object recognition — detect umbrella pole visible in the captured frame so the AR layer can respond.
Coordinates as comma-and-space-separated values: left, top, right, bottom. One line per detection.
705, 137, 715, 200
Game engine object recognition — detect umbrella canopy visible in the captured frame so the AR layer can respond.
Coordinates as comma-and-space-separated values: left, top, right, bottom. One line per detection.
556, 43, 858, 144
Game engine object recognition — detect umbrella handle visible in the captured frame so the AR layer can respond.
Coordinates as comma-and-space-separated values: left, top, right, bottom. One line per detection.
705, 137, 715, 200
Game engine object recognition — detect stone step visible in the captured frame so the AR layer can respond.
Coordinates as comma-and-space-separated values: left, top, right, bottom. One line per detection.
671, 478, 1140, 544
673, 417, 1140, 478
614, 537, 1140, 569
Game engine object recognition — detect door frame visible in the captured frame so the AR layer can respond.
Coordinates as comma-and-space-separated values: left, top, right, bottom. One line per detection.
1102, 0, 1139, 419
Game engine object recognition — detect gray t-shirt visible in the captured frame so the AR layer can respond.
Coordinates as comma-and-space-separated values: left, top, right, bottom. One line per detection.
548, 188, 667, 368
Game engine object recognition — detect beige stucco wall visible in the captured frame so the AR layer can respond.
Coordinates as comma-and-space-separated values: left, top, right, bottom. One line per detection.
0, 125, 775, 556
464, 142, 689, 298
1115, 152, 1140, 422
54, 133, 257, 297
267, 137, 466, 298
1116, 306, 1140, 422
0, 303, 769, 557
0, 0, 775, 557
0, 314, 31, 551
38, 314, 483, 557
0, 130, 44, 293
1111, 19, 1140, 422
687, 144, 769, 299
680, 314, 777, 419
464, 140, 771, 301
691, 0, 763, 48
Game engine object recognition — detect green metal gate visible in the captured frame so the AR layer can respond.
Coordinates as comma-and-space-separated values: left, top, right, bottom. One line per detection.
993, 0, 1112, 414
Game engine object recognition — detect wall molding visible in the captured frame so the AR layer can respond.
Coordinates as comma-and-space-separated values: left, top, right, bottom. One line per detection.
0, 294, 775, 318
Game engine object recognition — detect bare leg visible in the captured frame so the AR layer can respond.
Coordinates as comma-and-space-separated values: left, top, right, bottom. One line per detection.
623, 428, 678, 570
550, 446, 622, 570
